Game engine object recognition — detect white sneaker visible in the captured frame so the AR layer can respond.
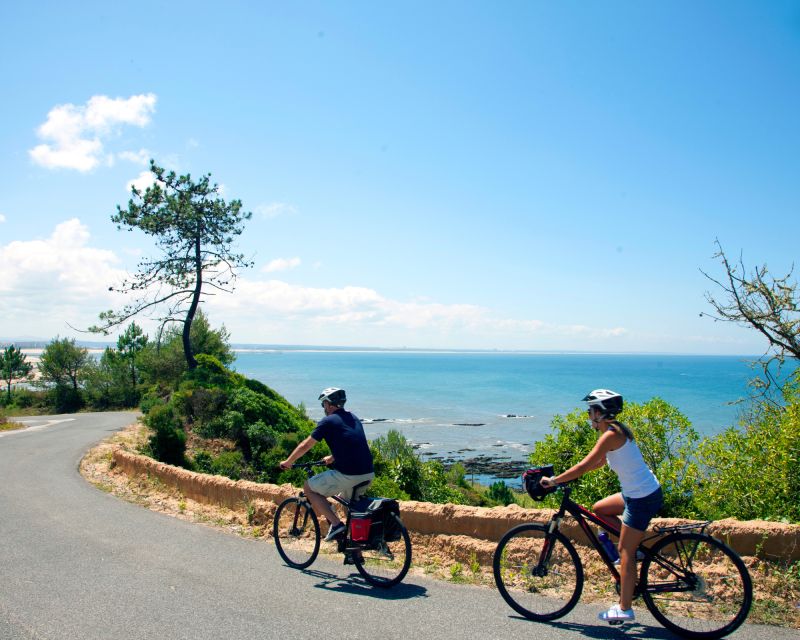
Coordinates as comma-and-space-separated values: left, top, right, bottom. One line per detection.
598, 604, 635, 625
324, 522, 345, 541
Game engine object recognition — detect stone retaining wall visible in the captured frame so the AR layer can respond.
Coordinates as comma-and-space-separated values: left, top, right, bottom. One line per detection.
111, 447, 800, 562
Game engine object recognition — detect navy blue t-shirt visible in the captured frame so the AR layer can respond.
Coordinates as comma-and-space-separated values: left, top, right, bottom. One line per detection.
311, 409, 374, 475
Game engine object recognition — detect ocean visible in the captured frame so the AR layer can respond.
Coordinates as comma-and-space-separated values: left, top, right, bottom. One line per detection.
232, 349, 788, 488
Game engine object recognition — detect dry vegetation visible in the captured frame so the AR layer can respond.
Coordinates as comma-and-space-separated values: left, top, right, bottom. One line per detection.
80, 422, 800, 629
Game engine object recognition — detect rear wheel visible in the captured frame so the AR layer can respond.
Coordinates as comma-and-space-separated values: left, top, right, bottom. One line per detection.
492, 523, 584, 621
641, 532, 752, 639
354, 514, 412, 587
273, 497, 320, 569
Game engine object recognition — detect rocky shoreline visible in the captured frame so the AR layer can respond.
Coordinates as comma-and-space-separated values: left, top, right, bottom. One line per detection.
420, 448, 529, 480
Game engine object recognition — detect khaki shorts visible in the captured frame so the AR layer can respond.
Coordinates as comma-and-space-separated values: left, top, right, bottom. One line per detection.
307, 469, 375, 500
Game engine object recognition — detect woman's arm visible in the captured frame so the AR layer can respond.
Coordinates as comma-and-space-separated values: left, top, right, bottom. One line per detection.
544, 430, 622, 485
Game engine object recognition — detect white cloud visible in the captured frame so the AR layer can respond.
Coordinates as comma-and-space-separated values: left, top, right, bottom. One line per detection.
126, 170, 157, 194
0, 221, 629, 349
29, 94, 157, 172
206, 278, 628, 349
118, 149, 151, 166
0, 213, 6, 223
0, 219, 131, 336
262, 257, 301, 273
255, 202, 297, 218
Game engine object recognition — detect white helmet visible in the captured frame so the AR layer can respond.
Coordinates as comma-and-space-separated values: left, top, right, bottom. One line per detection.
318, 387, 346, 406
582, 389, 623, 418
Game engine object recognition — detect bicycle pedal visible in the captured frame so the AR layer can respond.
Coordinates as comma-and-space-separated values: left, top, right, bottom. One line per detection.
608, 620, 625, 626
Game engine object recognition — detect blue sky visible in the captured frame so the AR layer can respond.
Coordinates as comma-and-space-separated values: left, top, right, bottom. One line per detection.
1, 1, 798, 353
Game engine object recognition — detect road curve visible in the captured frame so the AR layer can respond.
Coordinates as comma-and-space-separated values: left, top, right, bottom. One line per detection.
0, 412, 793, 640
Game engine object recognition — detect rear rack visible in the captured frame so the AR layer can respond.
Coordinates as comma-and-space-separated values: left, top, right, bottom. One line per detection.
653, 521, 711, 535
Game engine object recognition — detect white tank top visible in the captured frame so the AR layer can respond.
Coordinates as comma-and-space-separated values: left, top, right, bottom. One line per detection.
605, 437, 660, 498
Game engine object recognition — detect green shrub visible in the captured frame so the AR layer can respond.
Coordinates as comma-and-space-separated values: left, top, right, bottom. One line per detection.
51, 384, 83, 413
145, 403, 187, 466
210, 450, 246, 480
486, 480, 515, 506
246, 421, 278, 459
9, 388, 46, 409
192, 450, 213, 474
695, 372, 800, 523
368, 474, 411, 500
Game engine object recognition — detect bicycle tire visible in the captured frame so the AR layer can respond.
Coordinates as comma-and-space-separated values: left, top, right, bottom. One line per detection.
641, 532, 752, 639
273, 497, 321, 569
492, 523, 584, 621
354, 514, 412, 588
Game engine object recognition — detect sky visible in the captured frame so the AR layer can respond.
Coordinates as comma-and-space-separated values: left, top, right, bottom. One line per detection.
1, 1, 798, 354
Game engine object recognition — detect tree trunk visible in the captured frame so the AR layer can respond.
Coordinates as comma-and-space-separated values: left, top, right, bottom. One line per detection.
183, 233, 203, 370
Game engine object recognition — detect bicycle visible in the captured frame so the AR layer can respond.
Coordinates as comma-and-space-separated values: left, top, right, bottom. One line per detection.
272, 460, 412, 588
492, 474, 752, 639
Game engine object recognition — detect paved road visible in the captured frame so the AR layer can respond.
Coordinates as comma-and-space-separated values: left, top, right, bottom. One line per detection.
0, 412, 794, 640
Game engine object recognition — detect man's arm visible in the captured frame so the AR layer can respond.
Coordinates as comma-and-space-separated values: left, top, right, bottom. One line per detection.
279, 436, 318, 469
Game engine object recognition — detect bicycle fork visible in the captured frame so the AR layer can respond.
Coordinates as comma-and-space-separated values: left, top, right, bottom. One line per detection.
532, 518, 562, 578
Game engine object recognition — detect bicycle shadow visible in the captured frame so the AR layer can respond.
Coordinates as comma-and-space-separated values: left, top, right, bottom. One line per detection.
303, 568, 428, 600
509, 616, 677, 639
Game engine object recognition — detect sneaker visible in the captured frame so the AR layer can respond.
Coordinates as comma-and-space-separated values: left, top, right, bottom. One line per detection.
324, 522, 346, 542
614, 550, 646, 566
598, 604, 635, 625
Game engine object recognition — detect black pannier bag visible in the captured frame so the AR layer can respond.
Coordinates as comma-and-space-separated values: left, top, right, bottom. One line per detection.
351, 497, 402, 543
522, 464, 556, 501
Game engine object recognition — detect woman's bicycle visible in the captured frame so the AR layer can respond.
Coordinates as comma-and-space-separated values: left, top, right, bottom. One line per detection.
272, 460, 412, 588
492, 471, 752, 639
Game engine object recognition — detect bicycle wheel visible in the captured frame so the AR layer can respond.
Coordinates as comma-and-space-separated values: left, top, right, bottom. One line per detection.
641, 532, 752, 639
354, 514, 412, 588
273, 497, 320, 569
492, 523, 584, 621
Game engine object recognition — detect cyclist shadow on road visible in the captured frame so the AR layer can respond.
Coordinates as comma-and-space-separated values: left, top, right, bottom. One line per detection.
510, 617, 675, 639
303, 569, 428, 601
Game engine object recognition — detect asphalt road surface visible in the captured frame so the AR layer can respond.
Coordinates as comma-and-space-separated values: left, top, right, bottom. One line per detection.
0, 412, 795, 640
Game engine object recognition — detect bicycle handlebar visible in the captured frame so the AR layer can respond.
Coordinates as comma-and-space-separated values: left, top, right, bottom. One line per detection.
291, 460, 330, 472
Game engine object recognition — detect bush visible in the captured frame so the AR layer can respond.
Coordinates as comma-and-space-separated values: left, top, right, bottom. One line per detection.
209, 450, 246, 480
486, 480, 515, 506
695, 372, 800, 523
139, 391, 166, 415
51, 384, 83, 413
145, 403, 187, 466
367, 474, 411, 501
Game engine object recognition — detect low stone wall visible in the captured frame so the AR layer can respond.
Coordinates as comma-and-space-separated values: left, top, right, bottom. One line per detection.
111, 447, 800, 562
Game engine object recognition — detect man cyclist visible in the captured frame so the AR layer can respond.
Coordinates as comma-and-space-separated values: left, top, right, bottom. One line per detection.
279, 387, 375, 541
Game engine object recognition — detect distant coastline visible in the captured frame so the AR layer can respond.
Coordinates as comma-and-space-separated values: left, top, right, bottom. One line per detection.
1, 338, 761, 358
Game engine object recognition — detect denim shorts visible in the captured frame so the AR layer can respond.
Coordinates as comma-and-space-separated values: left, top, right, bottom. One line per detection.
622, 487, 663, 532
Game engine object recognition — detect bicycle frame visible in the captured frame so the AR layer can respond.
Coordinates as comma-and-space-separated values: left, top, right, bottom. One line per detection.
544, 486, 712, 594
545, 486, 625, 583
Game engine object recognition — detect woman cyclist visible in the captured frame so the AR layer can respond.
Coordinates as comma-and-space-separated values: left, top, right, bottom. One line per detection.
540, 389, 663, 625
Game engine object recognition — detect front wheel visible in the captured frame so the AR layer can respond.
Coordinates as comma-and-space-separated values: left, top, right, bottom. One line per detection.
354, 514, 412, 587
492, 523, 584, 621
273, 497, 321, 569
641, 532, 752, 639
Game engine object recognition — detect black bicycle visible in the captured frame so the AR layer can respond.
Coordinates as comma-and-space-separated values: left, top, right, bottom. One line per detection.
493, 474, 752, 639
272, 460, 412, 587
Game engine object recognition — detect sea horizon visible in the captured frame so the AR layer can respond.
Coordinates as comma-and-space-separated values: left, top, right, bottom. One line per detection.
4, 336, 764, 359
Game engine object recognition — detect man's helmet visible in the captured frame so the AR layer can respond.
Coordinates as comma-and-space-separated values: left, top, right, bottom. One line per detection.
319, 387, 347, 406
582, 389, 623, 418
